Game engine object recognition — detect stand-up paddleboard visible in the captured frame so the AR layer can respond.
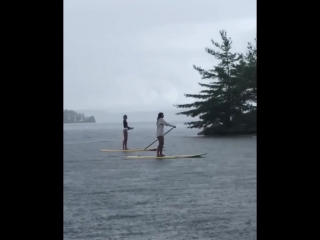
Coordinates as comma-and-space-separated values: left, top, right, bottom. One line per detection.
101, 148, 159, 152
123, 153, 207, 159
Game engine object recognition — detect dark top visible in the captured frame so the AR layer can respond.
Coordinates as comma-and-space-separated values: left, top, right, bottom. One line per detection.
123, 119, 128, 129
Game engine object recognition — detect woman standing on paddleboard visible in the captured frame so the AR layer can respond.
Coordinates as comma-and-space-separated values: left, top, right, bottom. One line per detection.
156, 112, 176, 157
123, 115, 133, 150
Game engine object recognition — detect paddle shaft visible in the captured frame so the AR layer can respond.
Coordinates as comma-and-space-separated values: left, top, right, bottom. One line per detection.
144, 127, 174, 150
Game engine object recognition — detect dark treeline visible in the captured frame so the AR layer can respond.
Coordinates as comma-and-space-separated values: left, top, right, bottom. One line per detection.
64, 109, 96, 123
175, 30, 256, 136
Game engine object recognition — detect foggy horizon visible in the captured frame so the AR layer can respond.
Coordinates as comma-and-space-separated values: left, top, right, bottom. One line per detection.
64, 0, 256, 113
66, 108, 199, 124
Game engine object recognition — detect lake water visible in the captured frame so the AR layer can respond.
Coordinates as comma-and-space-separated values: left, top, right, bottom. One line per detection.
64, 122, 256, 240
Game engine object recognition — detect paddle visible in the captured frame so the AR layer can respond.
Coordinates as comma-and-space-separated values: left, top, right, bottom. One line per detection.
144, 127, 175, 150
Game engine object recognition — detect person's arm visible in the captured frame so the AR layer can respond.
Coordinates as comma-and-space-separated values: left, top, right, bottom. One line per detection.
159, 118, 176, 128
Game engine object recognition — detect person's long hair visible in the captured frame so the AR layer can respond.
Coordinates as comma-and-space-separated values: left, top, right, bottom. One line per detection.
157, 112, 163, 120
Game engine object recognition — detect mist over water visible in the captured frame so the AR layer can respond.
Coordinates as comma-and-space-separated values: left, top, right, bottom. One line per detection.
73, 109, 198, 124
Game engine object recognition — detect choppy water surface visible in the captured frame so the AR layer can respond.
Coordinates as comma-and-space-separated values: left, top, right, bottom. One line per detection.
64, 122, 256, 240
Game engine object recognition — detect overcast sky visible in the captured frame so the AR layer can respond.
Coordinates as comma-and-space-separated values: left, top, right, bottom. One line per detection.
64, 0, 256, 117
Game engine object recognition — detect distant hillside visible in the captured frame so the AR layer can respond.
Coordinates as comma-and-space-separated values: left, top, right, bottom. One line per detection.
64, 109, 96, 123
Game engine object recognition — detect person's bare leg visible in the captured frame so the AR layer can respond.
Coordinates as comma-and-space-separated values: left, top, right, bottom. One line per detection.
156, 136, 161, 157
125, 140, 128, 149
159, 136, 165, 157
123, 130, 128, 150
160, 143, 165, 157
125, 131, 128, 150
123, 131, 125, 149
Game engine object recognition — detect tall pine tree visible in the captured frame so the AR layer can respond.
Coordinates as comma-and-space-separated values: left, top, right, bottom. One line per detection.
244, 38, 257, 106
230, 38, 256, 130
175, 30, 242, 130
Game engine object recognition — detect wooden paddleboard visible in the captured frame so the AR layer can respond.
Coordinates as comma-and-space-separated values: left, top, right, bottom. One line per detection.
123, 153, 207, 159
101, 148, 158, 152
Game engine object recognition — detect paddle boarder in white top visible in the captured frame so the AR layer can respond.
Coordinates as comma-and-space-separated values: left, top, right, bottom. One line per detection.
156, 112, 176, 157
123, 115, 133, 150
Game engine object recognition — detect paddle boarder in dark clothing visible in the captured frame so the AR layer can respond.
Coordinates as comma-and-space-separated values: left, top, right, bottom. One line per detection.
123, 115, 133, 150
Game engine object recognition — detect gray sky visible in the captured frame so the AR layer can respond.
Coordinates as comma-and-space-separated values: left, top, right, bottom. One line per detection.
64, 0, 256, 119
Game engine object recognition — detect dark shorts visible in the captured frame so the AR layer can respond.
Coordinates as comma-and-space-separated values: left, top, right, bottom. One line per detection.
157, 136, 164, 143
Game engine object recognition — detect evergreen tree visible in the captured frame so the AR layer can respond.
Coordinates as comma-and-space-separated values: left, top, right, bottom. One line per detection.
231, 38, 256, 129
87, 116, 96, 123
244, 38, 257, 105
63, 109, 69, 123
175, 30, 242, 129
63, 110, 96, 123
